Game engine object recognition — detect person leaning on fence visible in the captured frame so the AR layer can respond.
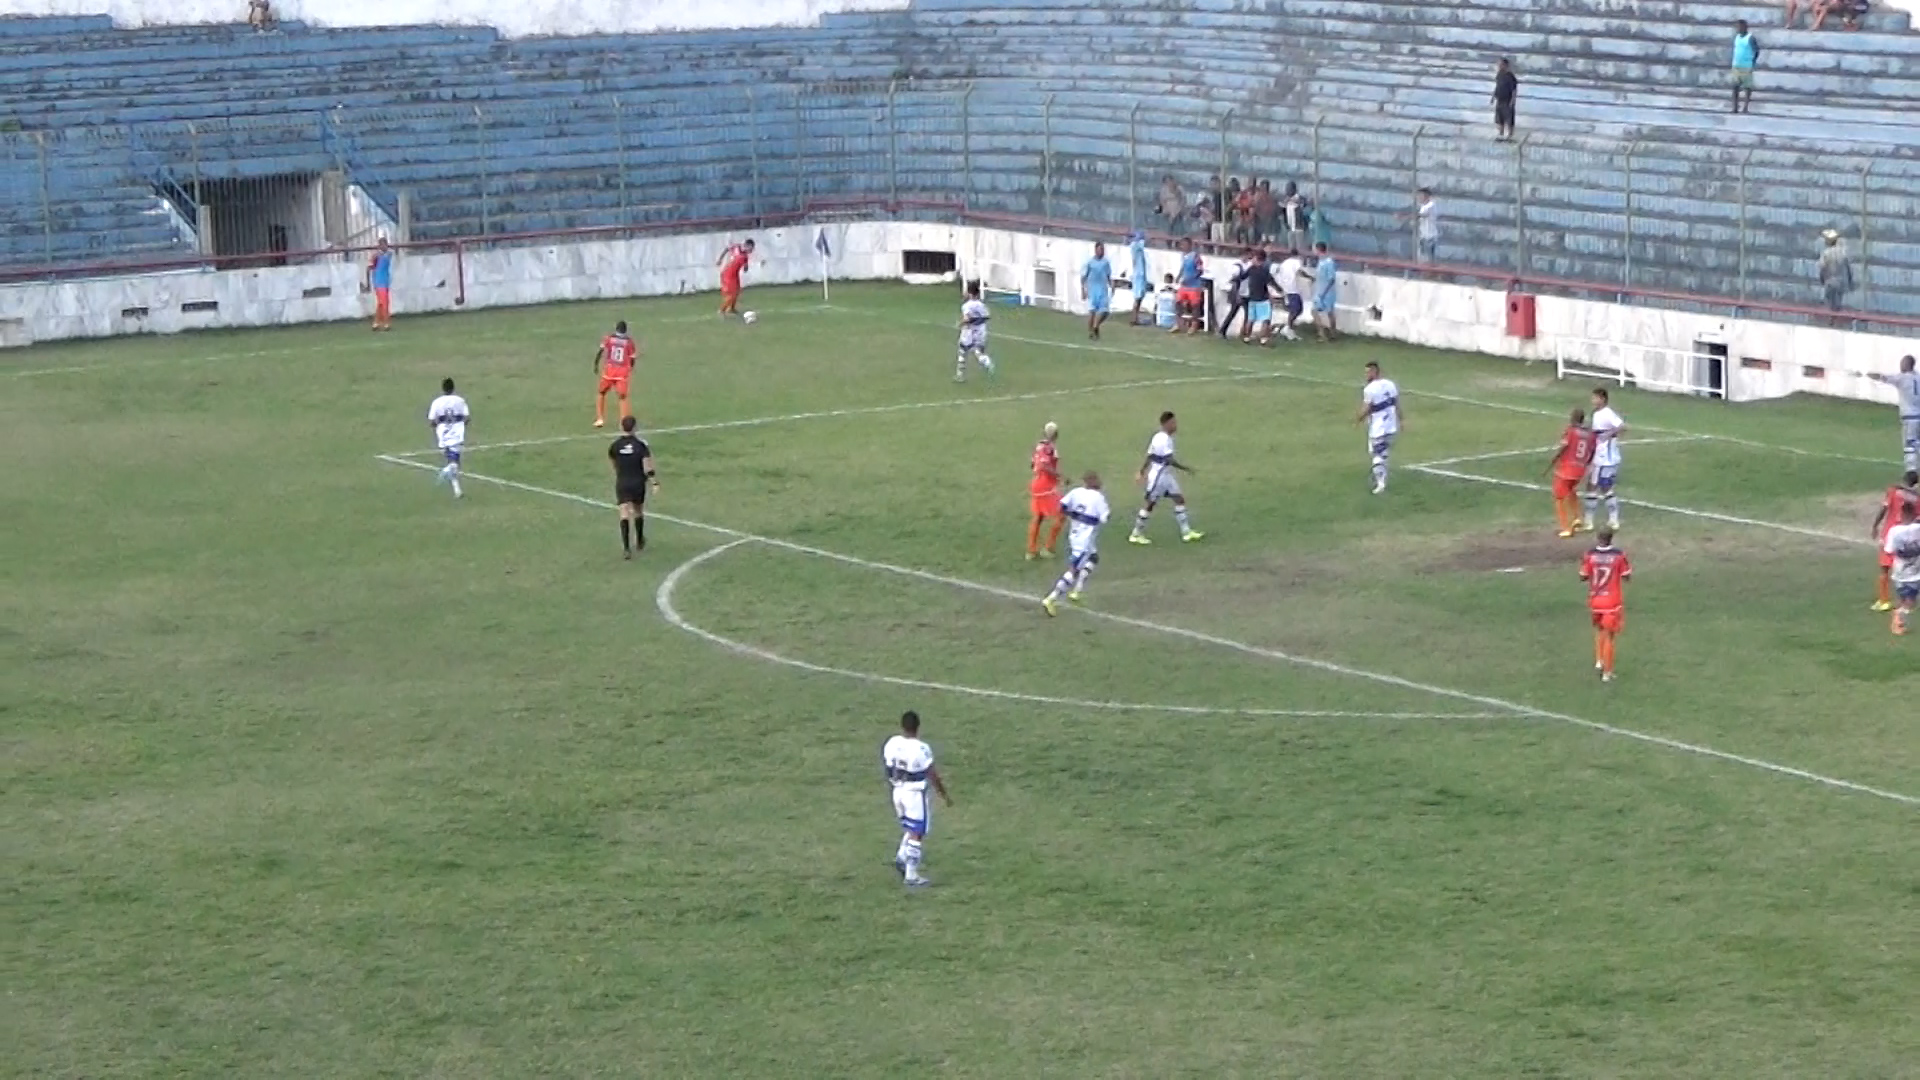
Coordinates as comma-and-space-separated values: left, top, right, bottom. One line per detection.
1817, 229, 1855, 313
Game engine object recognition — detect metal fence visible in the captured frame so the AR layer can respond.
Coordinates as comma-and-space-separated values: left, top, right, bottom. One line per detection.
4, 82, 1916, 313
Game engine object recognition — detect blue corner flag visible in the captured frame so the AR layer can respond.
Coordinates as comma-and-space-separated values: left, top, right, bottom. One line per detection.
816, 228, 832, 300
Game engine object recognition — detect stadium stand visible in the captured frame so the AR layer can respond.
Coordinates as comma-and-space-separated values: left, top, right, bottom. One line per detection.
1, 0, 1915, 316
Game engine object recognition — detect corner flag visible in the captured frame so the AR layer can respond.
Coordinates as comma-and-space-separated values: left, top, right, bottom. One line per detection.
815, 227, 833, 301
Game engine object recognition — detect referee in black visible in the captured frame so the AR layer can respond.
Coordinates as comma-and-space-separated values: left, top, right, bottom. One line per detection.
608, 415, 658, 558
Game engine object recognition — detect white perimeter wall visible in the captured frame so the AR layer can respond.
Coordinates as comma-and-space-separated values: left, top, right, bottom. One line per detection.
0, 222, 1908, 408
4, 0, 907, 36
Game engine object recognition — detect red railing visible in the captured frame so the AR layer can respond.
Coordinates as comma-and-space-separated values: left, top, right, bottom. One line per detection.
5, 197, 1917, 335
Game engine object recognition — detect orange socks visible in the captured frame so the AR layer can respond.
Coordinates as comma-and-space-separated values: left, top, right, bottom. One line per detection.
1026, 517, 1042, 554
1046, 517, 1064, 551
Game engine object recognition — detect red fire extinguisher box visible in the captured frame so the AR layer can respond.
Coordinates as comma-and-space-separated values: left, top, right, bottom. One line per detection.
1506, 291, 1537, 339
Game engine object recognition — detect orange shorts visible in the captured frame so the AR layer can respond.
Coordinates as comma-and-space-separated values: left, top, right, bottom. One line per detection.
1590, 607, 1625, 633
373, 286, 391, 309
1553, 473, 1583, 500
598, 374, 629, 396
1031, 492, 1062, 518
1176, 287, 1204, 310
1882, 550, 1896, 570
721, 280, 741, 302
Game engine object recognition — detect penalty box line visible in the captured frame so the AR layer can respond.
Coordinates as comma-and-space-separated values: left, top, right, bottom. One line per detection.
383, 370, 1287, 460
373, 454, 1918, 808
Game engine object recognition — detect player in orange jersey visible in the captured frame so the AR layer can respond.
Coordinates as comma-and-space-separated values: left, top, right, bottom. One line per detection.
1026, 422, 1065, 559
1579, 529, 1632, 682
1544, 407, 1595, 538
717, 239, 755, 316
1868, 470, 1920, 611
592, 320, 639, 428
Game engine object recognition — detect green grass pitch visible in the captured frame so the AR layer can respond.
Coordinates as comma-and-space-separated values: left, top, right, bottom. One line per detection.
5, 282, 1916, 1077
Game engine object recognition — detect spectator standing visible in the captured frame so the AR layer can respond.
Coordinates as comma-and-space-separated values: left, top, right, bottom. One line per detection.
1207, 175, 1227, 243
1301, 241, 1340, 342
1275, 247, 1306, 341
1157, 175, 1187, 234
1413, 188, 1440, 264
1492, 58, 1519, 141
247, 0, 274, 31
1817, 229, 1855, 312
1731, 21, 1760, 113
1128, 229, 1153, 326
1282, 182, 1307, 252
1253, 180, 1277, 243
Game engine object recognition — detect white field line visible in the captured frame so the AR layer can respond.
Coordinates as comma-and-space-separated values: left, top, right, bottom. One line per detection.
375, 454, 1919, 808
2, 304, 839, 379
390, 371, 1289, 459
1411, 435, 1710, 470
1409, 464, 1871, 546
658, 539, 1508, 722
981, 327, 1891, 467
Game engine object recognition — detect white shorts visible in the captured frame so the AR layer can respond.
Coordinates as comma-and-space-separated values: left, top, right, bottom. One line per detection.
1068, 539, 1099, 572
892, 786, 929, 835
959, 327, 988, 352
1369, 431, 1396, 460
1902, 417, 1917, 452
1146, 466, 1183, 503
1589, 463, 1620, 490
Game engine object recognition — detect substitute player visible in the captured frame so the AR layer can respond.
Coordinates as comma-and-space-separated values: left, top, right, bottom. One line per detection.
1083, 241, 1113, 340
956, 281, 996, 383
1544, 408, 1595, 537
1026, 422, 1065, 560
607, 416, 658, 559
717, 238, 754, 317
426, 377, 468, 499
591, 320, 639, 429
366, 236, 394, 331
1128, 230, 1152, 325
1579, 528, 1632, 681
1582, 386, 1627, 532
1128, 411, 1203, 544
1043, 472, 1111, 616
1355, 361, 1402, 495
1868, 470, 1920, 611
1174, 239, 1206, 335
882, 710, 951, 888
1883, 502, 1920, 636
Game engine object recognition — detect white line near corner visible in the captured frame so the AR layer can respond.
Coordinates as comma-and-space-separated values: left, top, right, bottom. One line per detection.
375, 454, 1919, 808
657, 539, 1510, 722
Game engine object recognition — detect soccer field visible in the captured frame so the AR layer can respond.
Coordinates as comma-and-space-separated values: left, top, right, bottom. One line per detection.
6, 282, 1916, 1077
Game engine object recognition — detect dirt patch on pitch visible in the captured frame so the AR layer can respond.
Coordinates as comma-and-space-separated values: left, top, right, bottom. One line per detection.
1812, 491, 1894, 541
1430, 528, 1586, 573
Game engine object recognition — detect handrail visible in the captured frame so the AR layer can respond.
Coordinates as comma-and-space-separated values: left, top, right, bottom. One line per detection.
3, 197, 1916, 335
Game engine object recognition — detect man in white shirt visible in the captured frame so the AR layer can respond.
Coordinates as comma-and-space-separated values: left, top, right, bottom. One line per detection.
1275, 248, 1305, 341
1583, 386, 1627, 531
882, 710, 951, 887
1043, 472, 1111, 616
1874, 354, 1919, 473
956, 281, 996, 383
1414, 188, 1440, 264
1354, 362, 1402, 495
1128, 411, 1203, 545
1882, 502, 1920, 636
426, 377, 469, 499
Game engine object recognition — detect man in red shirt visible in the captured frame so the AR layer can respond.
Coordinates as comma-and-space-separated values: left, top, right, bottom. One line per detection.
1544, 407, 1595, 538
592, 320, 638, 428
1579, 529, 1632, 682
1027, 422, 1065, 559
717, 239, 755, 317
1868, 470, 1920, 611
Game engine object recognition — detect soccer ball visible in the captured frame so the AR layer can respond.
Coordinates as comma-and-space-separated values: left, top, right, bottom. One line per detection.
742, 311, 758, 325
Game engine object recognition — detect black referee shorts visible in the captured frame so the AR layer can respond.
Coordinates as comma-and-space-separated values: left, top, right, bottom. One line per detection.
615, 481, 648, 507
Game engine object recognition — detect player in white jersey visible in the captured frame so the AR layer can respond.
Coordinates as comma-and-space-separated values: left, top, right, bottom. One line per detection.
1354, 362, 1401, 495
1882, 502, 1920, 636
1128, 411, 1203, 544
955, 281, 996, 383
1582, 386, 1627, 531
1875, 354, 1919, 472
881, 710, 951, 887
1043, 472, 1111, 616
426, 377, 469, 498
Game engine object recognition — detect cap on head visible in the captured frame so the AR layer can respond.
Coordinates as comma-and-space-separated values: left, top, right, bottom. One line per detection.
441, 377, 455, 393
621, 415, 637, 433
615, 320, 628, 333
900, 710, 920, 734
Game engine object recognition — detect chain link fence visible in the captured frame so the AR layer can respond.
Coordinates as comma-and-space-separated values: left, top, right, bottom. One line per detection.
4, 83, 1914, 314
